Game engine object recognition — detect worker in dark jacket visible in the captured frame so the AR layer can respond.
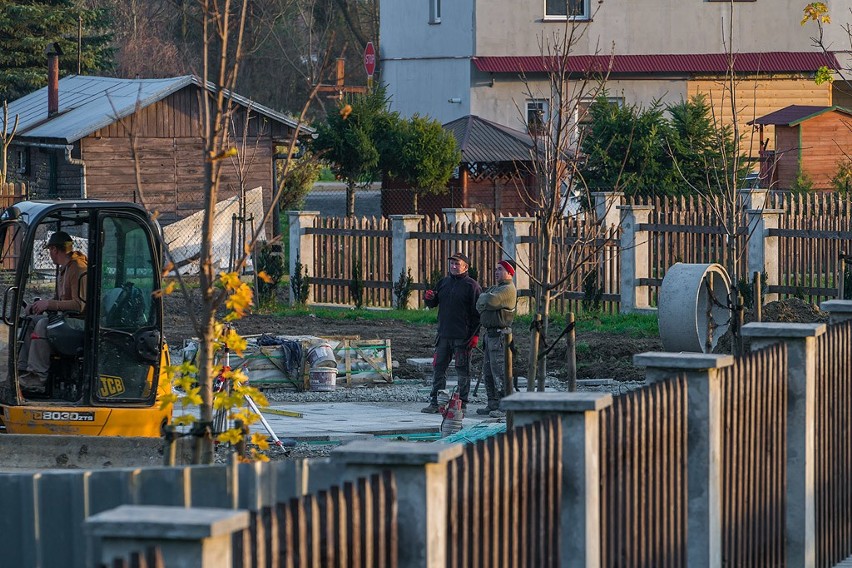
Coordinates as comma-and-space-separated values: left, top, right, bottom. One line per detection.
475, 259, 517, 417
421, 252, 481, 413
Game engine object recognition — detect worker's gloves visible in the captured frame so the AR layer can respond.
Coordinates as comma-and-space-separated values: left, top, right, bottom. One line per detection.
468, 335, 479, 349
425, 290, 436, 301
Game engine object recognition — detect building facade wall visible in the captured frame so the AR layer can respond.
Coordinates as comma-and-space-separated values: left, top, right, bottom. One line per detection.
799, 112, 851, 190
774, 125, 800, 189
473, 0, 851, 56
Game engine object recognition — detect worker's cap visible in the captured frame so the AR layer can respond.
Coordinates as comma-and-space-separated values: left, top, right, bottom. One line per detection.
45, 231, 73, 249
448, 252, 470, 265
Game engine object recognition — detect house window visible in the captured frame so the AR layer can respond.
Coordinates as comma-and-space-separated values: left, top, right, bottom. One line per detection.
429, 0, 441, 24
15, 148, 29, 175
527, 100, 549, 135
545, 0, 590, 20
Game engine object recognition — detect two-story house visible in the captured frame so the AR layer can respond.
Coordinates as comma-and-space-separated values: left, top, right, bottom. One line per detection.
381, 0, 848, 154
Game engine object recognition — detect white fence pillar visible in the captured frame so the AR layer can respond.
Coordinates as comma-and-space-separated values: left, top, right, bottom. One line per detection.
390, 214, 422, 309
287, 210, 319, 305
332, 439, 463, 568
741, 322, 827, 568
618, 205, 654, 314
592, 192, 624, 230
502, 392, 613, 568
442, 207, 477, 225
634, 352, 735, 568
739, 187, 770, 211
86, 505, 249, 568
746, 208, 782, 303
501, 216, 535, 315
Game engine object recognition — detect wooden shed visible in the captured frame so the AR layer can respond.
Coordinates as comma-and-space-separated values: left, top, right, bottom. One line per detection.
382, 115, 538, 216
749, 105, 852, 191
2, 75, 306, 230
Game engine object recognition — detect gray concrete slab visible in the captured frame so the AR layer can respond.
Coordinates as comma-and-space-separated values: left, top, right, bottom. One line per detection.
250, 402, 485, 442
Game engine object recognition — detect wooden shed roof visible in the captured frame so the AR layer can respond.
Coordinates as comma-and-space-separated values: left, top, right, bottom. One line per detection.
749, 105, 852, 126
1, 75, 310, 143
443, 115, 535, 164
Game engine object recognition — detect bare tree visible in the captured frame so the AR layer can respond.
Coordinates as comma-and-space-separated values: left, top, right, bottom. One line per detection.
515, 11, 619, 390
0, 101, 18, 186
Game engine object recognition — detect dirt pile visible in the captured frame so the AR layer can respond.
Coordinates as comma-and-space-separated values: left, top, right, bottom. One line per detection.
760, 297, 829, 324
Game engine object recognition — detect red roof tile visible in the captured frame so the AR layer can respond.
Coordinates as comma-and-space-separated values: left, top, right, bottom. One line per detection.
472, 52, 841, 74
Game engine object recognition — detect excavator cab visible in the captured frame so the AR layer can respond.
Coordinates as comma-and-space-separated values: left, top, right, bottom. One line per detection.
0, 201, 172, 436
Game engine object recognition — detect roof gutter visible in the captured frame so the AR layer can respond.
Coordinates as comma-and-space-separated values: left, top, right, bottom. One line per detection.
16, 141, 86, 199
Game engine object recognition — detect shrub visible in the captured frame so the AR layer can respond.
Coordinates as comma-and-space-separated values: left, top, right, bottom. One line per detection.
349, 257, 364, 309
290, 255, 310, 305
255, 241, 285, 307
581, 271, 604, 312
393, 267, 414, 309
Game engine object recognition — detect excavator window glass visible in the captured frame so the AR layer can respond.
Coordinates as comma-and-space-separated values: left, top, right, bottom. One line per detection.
95, 215, 160, 403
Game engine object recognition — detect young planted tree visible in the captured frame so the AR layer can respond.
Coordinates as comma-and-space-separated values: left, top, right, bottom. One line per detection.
313, 87, 393, 216
383, 114, 461, 214
516, 15, 618, 390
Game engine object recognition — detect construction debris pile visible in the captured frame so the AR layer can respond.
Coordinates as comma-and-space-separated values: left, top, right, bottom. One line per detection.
178, 335, 394, 391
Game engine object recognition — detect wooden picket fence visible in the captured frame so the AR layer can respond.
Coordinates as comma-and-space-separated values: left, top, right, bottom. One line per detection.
446, 415, 562, 568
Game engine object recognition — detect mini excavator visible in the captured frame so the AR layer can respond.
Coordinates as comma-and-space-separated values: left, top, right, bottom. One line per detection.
0, 200, 172, 436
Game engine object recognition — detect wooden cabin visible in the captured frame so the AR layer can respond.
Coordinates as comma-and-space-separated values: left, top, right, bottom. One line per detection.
382, 115, 538, 216
749, 105, 852, 191
2, 75, 306, 230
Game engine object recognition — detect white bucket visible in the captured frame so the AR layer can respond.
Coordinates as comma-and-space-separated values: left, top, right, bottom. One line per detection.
309, 368, 337, 392
307, 342, 336, 368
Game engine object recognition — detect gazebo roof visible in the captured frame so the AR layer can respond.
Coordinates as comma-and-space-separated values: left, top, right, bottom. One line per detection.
443, 115, 535, 164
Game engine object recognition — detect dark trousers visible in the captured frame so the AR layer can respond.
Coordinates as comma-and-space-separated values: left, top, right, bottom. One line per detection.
481, 331, 507, 410
429, 336, 471, 405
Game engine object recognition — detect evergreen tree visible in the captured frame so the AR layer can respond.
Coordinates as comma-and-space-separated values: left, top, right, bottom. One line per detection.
0, 0, 114, 101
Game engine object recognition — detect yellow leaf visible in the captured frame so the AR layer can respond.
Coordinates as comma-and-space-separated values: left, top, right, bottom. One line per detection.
173, 414, 196, 426
340, 104, 353, 119
258, 271, 273, 284
218, 428, 242, 444
251, 433, 270, 450
252, 452, 271, 463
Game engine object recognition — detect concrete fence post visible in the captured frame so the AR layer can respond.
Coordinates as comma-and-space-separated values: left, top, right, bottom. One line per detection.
501, 392, 613, 568
819, 299, 852, 324
86, 505, 249, 568
618, 205, 654, 314
746, 208, 782, 303
442, 207, 477, 225
738, 187, 770, 211
741, 322, 827, 568
634, 352, 735, 568
501, 216, 535, 315
332, 439, 464, 567
287, 210, 320, 305
592, 192, 624, 230
390, 214, 423, 309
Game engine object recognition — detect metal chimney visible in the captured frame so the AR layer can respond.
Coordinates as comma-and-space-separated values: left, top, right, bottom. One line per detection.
45, 42, 63, 116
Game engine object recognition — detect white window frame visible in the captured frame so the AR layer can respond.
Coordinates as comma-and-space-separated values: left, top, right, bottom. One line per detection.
574, 96, 624, 141
526, 99, 549, 135
544, 0, 591, 21
15, 148, 29, 174
429, 0, 442, 24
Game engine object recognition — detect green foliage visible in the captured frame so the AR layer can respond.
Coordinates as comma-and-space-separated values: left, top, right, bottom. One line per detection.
790, 171, 815, 193
349, 256, 364, 309
384, 114, 460, 196
0, 1, 115, 101
277, 153, 322, 212
255, 241, 285, 308
832, 159, 852, 194
815, 65, 834, 86
427, 268, 443, 291
467, 265, 478, 282
843, 261, 852, 300
313, 86, 394, 188
737, 271, 767, 310
290, 255, 310, 305
579, 93, 748, 197
392, 267, 414, 310
581, 271, 604, 312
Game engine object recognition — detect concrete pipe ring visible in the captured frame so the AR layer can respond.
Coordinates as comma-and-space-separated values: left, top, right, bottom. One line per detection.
659, 263, 732, 353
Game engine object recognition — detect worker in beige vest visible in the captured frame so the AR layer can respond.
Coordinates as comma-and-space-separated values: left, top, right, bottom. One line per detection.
475, 259, 517, 418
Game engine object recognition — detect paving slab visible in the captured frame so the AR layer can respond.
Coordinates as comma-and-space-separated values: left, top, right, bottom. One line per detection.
250, 402, 484, 442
